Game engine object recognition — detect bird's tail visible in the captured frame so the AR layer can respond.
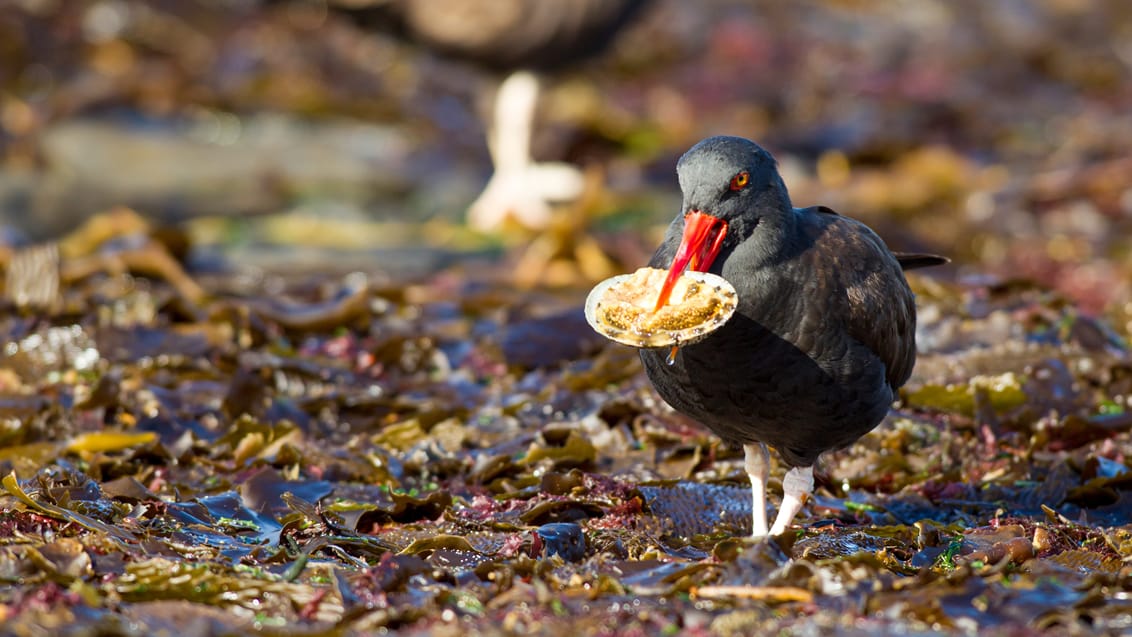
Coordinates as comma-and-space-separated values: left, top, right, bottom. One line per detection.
895, 253, 949, 270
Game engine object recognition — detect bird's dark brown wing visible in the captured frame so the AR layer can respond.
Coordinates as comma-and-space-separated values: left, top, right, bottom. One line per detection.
808, 206, 949, 272
798, 207, 920, 390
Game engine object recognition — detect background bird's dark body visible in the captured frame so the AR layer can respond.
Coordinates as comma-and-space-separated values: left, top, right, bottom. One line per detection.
321, 0, 649, 71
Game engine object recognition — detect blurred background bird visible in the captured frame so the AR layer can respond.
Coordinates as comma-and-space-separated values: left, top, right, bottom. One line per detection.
252, 0, 653, 287
273, 0, 651, 233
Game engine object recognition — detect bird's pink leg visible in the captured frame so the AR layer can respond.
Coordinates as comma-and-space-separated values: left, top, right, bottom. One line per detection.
769, 465, 814, 536
744, 443, 770, 537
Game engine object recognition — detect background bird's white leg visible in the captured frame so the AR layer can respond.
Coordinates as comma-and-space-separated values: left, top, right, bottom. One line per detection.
769, 465, 814, 536
488, 70, 539, 172
744, 443, 770, 537
468, 70, 585, 231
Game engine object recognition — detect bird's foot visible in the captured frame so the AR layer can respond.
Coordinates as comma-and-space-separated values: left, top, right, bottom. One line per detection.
467, 162, 585, 232
768, 465, 814, 537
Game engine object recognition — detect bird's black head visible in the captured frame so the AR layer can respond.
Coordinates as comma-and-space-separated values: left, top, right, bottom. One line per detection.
654, 136, 792, 309
677, 136, 790, 233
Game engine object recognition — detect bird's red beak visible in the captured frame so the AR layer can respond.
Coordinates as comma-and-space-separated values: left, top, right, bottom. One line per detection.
654, 211, 729, 312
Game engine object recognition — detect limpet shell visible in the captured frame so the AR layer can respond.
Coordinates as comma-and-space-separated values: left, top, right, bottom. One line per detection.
584, 267, 737, 348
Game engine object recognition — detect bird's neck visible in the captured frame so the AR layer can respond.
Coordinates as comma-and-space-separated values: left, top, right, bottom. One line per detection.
730, 184, 797, 265
759, 185, 796, 234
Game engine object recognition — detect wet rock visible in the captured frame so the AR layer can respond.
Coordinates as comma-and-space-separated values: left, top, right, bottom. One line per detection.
498, 308, 606, 369
17, 116, 413, 237
534, 522, 586, 561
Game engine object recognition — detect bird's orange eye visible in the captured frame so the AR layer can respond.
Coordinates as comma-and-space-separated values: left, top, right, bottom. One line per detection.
729, 171, 750, 191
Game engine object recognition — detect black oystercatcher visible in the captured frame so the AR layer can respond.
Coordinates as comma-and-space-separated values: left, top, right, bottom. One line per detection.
640, 136, 945, 537
303, 0, 649, 230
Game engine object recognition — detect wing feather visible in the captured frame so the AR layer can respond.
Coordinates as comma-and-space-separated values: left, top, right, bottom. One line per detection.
798, 207, 918, 390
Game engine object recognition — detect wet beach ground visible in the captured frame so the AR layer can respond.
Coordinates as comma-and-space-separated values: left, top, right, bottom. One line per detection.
2, 1, 1132, 635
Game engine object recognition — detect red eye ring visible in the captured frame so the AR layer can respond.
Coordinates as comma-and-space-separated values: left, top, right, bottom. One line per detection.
729, 171, 750, 191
